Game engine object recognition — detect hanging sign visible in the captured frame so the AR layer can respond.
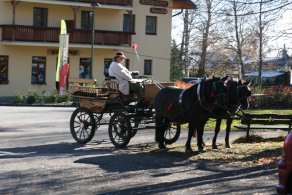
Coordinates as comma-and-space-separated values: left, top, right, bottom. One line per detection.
150, 7, 168, 14
140, 0, 168, 7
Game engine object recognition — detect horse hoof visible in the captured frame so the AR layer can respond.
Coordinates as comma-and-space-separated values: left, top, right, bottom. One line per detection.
226, 144, 232, 148
158, 143, 166, 149
212, 145, 218, 149
198, 147, 206, 153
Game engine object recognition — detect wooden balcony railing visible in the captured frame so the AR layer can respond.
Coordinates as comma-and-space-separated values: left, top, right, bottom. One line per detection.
58, 0, 132, 6
1, 25, 132, 46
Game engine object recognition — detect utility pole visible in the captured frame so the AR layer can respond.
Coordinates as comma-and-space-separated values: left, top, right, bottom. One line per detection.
90, 1, 100, 79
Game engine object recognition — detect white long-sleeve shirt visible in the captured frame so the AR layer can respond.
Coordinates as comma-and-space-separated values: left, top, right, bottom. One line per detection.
108, 61, 132, 95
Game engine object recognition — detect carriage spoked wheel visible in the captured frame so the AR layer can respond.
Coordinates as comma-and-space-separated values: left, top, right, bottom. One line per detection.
108, 112, 132, 148
164, 123, 181, 145
70, 107, 96, 144
128, 118, 141, 138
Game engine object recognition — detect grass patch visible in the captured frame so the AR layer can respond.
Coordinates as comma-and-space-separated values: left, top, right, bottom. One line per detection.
245, 109, 292, 115
182, 109, 292, 131
150, 135, 285, 168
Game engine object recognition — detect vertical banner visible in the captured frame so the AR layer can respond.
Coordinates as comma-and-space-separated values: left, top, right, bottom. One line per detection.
59, 63, 70, 95
55, 20, 69, 95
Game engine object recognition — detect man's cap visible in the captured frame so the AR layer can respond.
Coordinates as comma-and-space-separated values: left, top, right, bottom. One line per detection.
115, 51, 126, 58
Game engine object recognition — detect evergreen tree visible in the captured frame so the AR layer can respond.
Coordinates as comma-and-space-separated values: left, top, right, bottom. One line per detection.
170, 40, 184, 81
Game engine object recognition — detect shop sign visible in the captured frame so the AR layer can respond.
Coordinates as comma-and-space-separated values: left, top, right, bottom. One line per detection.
48, 49, 79, 56
140, 0, 168, 7
150, 7, 168, 14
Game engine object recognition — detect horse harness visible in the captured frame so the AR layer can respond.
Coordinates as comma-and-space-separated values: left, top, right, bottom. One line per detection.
177, 79, 223, 117
225, 81, 249, 109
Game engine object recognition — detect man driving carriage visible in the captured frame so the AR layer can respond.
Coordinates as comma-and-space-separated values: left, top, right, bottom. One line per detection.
108, 52, 145, 102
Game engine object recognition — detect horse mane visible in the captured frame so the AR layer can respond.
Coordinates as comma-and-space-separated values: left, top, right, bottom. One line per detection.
174, 80, 194, 89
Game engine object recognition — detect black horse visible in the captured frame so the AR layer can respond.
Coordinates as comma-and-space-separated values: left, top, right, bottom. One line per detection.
212, 78, 251, 149
155, 77, 227, 152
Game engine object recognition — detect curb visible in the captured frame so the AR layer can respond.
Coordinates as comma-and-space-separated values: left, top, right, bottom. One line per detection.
0, 103, 75, 107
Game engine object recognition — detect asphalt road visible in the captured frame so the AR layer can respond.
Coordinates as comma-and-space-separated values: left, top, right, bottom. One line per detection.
0, 106, 283, 194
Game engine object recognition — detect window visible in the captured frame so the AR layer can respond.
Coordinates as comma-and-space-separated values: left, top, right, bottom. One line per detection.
31, 56, 46, 84
146, 16, 157, 35
103, 58, 130, 78
104, 58, 112, 77
144, 60, 152, 75
0, 56, 8, 84
81, 11, 93, 30
33, 7, 48, 27
123, 14, 135, 32
125, 59, 130, 70
79, 58, 92, 79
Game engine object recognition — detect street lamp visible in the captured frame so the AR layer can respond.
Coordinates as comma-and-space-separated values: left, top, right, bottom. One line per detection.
90, 1, 100, 79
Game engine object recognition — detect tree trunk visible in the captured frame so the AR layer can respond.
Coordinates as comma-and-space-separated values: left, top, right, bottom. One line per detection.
233, 0, 245, 79
198, 0, 212, 77
258, 0, 263, 87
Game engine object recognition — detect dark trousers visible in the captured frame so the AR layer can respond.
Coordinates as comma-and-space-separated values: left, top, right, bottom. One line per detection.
129, 82, 144, 99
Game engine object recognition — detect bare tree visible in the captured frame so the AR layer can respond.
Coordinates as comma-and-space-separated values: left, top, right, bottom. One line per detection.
223, 0, 254, 79
172, 0, 292, 81
247, 0, 288, 86
179, 9, 197, 77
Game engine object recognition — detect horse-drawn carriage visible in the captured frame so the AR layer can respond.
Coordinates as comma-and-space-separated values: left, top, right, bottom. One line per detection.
68, 77, 178, 148
69, 75, 252, 152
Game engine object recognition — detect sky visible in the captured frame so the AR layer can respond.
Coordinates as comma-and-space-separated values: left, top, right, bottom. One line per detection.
171, 9, 292, 58
272, 10, 292, 57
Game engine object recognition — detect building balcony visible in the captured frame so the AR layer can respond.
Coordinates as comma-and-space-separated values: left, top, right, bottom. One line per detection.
20, 0, 132, 7
65, 0, 133, 6
1, 25, 132, 47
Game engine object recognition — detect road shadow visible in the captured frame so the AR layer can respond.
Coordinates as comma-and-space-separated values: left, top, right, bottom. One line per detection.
96, 162, 276, 195
0, 139, 279, 194
0, 140, 113, 159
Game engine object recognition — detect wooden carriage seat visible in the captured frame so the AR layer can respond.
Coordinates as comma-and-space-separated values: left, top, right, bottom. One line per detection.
103, 77, 137, 101
104, 80, 119, 92
103, 78, 120, 99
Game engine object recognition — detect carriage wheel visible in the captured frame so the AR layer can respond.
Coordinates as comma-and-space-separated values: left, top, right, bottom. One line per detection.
70, 107, 96, 144
129, 118, 141, 138
164, 123, 181, 145
108, 112, 132, 148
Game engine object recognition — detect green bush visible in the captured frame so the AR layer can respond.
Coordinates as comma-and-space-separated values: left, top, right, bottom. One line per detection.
26, 91, 42, 104
42, 90, 58, 104
26, 95, 36, 104
42, 95, 56, 103
13, 91, 25, 104
56, 95, 69, 103
12, 90, 71, 105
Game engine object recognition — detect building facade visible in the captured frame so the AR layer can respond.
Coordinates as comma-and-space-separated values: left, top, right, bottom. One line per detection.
0, 0, 196, 98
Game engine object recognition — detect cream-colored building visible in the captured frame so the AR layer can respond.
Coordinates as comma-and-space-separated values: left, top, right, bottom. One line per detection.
0, 0, 196, 99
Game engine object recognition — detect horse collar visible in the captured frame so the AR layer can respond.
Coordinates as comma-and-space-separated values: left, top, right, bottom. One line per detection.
197, 82, 201, 104
197, 82, 207, 109
179, 89, 185, 104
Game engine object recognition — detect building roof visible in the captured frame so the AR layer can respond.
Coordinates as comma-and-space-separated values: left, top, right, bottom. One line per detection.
173, 0, 197, 9
245, 70, 286, 78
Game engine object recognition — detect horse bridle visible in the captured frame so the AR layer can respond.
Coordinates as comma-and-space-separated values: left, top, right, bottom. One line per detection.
225, 81, 251, 116
197, 79, 225, 111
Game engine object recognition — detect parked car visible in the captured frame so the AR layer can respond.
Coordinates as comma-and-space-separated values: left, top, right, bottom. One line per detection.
277, 132, 292, 195
182, 77, 205, 84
